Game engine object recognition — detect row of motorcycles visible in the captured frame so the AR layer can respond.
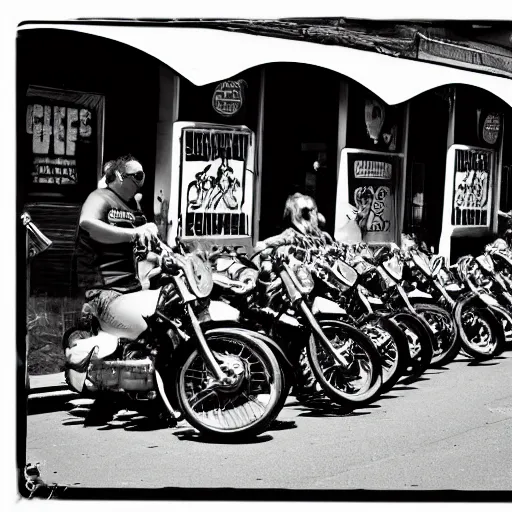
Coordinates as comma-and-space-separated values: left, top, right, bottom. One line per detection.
63, 229, 512, 440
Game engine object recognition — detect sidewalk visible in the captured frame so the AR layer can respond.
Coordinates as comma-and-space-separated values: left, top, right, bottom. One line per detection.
27, 372, 78, 415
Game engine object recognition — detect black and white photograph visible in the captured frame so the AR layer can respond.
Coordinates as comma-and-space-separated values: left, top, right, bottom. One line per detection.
8, 1, 512, 505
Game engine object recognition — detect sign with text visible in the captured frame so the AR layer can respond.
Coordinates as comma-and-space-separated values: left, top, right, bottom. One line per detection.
177, 125, 255, 238
212, 80, 246, 117
26, 102, 94, 185
337, 149, 403, 245
482, 113, 501, 145
451, 148, 494, 227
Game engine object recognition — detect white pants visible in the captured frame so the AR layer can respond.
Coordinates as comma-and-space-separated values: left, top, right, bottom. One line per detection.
66, 288, 161, 366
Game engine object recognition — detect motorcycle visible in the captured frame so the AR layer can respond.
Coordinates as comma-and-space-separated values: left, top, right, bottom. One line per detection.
456, 254, 510, 355
62, 237, 284, 439
408, 247, 505, 361
400, 245, 462, 367
308, 244, 412, 395
211, 244, 384, 408
351, 244, 435, 380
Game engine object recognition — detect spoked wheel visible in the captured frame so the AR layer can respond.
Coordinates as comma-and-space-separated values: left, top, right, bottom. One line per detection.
360, 315, 411, 395
455, 301, 504, 361
307, 319, 383, 408
390, 312, 433, 383
175, 330, 282, 439
488, 305, 512, 352
500, 315, 512, 347
413, 303, 461, 367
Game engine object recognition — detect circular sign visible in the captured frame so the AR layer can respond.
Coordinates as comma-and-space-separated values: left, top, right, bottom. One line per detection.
212, 80, 245, 117
482, 113, 501, 145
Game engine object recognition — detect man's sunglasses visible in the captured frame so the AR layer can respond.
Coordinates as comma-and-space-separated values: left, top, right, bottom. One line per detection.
123, 171, 145, 182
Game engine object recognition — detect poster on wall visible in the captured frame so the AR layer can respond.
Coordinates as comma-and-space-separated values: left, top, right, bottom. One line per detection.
24, 86, 105, 200
176, 124, 255, 239
451, 148, 494, 227
26, 103, 94, 185
338, 149, 403, 245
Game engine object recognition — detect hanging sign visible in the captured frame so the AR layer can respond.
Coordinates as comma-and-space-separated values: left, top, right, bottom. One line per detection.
212, 80, 246, 117
482, 113, 501, 145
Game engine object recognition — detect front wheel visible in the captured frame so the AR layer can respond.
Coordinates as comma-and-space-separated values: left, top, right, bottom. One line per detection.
307, 319, 383, 408
389, 312, 433, 383
455, 300, 505, 361
413, 303, 461, 368
175, 330, 283, 439
360, 315, 411, 395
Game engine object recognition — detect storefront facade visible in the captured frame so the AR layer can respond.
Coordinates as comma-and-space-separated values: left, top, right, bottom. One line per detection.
18, 22, 512, 300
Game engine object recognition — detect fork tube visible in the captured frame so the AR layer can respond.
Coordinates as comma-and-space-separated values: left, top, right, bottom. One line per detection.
432, 279, 456, 308
298, 300, 349, 368
357, 285, 374, 314
186, 303, 227, 381
396, 285, 417, 315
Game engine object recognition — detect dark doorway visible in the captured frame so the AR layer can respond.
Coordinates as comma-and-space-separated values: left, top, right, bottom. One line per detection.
404, 89, 451, 252
260, 64, 340, 239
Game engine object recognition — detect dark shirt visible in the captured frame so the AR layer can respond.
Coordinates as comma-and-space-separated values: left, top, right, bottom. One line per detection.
75, 188, 147, 293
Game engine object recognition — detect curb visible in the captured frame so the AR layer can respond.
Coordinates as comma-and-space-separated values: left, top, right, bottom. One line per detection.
26, 372, 78, 415
27, 389, 79, 415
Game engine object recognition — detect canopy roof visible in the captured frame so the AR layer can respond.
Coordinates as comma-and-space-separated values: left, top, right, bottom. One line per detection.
18, 19, 512, 107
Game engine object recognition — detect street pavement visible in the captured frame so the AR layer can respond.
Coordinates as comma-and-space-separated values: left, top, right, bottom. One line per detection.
25, 351, 512, 494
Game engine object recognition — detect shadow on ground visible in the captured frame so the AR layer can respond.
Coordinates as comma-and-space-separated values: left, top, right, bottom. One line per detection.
172, 428, 274, 444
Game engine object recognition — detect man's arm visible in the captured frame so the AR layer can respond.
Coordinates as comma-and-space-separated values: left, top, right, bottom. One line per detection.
79, 192, 142, 244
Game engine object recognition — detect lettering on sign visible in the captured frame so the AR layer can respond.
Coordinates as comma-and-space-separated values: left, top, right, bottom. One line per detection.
185, 130, 250, 162
26, 103, 93, 185
354, 160, 392, 180
212, 80, 246, 117
31, 157, 78, 184
482, 113, 501, 145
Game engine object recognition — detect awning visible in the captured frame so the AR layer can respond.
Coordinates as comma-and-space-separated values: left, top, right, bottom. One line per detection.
17, 22, 512, 107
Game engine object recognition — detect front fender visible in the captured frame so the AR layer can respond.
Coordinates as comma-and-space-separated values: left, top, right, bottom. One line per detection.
200, 321, 295, 375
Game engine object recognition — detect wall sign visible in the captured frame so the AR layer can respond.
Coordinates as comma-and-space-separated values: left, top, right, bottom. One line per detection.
178, 125, 255, 238
346, 153, 400, 244
26, 103, 93, 185
212, 80, 246, 117
482, 113, 501, 145
451, 149, 493, 227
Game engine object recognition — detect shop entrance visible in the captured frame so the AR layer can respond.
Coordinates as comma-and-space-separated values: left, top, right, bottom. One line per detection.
259, 63, 341, 240
404, 90, 451, 252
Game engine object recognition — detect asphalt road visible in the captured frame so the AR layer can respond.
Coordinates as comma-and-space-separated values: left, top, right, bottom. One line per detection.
25, 351, 512, 494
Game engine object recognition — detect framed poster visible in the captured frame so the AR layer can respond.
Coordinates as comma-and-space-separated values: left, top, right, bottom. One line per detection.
336, 148, 404, 244
169, 122, 255, 244
439, 144, 498, 260
451, 148, 494, 227
23, 85, 105, 201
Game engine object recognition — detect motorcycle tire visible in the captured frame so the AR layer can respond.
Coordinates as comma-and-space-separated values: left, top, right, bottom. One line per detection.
455, 300, 505, 361
481, 304, 510, 357
228, 327, 294, 420
307, 319, 383, 408
412, 303, 461, 368
174, 329, 283, 439
360, 315, 412, 395
389, 312, 433, 383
